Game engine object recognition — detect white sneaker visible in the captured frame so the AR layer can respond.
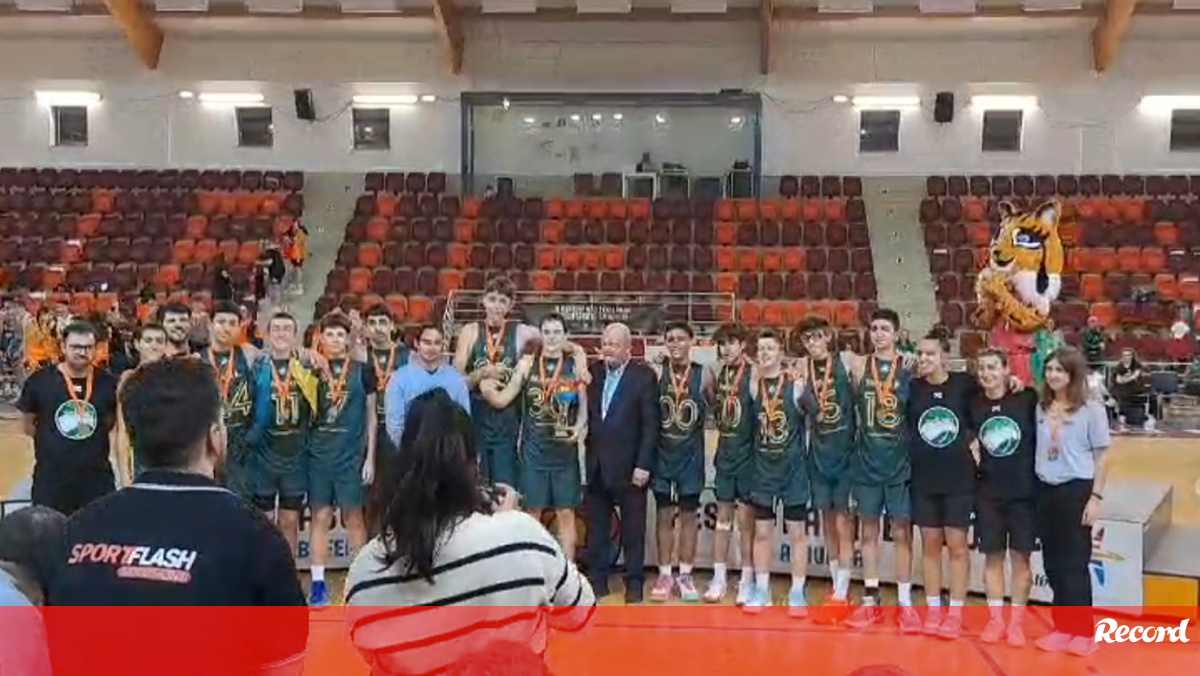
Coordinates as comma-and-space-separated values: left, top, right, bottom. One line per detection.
735, 575, 755, 606
703, 579, 726, 603
1036, 632, 1073, 653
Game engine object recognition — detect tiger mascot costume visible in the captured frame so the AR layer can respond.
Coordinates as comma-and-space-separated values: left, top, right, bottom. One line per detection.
975, 200, 1064, 384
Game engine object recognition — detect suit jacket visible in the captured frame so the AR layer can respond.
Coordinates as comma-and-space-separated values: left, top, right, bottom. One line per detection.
585, 359, 659, 491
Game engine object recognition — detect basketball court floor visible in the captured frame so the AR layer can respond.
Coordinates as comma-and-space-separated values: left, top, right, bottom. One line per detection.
2, 421, 1197, 675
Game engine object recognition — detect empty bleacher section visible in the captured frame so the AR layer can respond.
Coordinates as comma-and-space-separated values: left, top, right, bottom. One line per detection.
922, 174, 1200, 359
0, 167, 304, 311
319, 173, 878, 346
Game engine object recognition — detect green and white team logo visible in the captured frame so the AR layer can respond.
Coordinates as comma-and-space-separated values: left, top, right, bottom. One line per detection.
979, 416, 1021, 458
54, 400, 98, 441
917, 406, 959, 448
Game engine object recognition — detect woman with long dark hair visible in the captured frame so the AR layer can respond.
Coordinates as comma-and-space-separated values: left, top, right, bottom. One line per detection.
1034, 347, 1111, 656
344, 389, 595, 676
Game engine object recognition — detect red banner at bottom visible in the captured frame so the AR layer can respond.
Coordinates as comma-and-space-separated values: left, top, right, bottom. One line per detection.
2, 605, 1196, 676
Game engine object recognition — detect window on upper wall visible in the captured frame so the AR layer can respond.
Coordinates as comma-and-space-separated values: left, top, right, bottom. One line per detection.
236, 107, 274, 148
981, 110, 1024, 153
352, 108, 391, 151
1169, 110, 1200, 152
52, 106, 89, 147
859, 110, 901, 153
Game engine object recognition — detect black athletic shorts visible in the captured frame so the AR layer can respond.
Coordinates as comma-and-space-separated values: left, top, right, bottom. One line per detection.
975, 494, 1036, 554
912, 491, 973, 529
752, 501, 807, 523
31, 467, 114, 517
653, 491, 701, 511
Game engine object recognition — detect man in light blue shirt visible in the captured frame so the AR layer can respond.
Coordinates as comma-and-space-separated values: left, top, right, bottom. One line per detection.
385, 324, 472, 448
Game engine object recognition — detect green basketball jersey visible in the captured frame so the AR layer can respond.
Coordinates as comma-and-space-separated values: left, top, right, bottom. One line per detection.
208, 348, 254, 430
714, 360, 754, 465
854, 355, 911, 483
656, 361, 707, 477
468, 322, 521, 447
265, 358, 314, 460
753, 374, 805, 495
519, 354, 580, 471
808, 356, 856, 477
370, 345, 409, 423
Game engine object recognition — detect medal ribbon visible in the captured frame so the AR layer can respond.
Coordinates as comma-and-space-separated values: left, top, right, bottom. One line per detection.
271, 360, 294, 419
58, 364, 94, 418
485, 322, 506, 363
669, 360, 693, 406
323, 358, 351, 406
720, 359, 746, 423
208, 348, 235, 402
869, 355, 898, 399
538, 354, 565, 399
373, 346, 397, 392
759, 373, 787, 420
813, 356, 835, 404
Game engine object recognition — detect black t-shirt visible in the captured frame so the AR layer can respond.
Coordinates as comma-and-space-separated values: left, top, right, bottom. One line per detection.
16, 365, 119, 473
46, 471, 308, 675
907, 371, 977, 495
970, 388, 1038, 500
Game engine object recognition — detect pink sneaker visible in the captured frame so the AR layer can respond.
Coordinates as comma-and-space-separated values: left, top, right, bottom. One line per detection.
1068, 636, 1098, 657
1006, 621, 1027, 647
844, 604, 884, 629
980, 618, 1005, 644
937, 613, 964, 640
649, 575, 675, 603
897, 606, 922, 635
922, 608, 943, 636
1036, 632, 1073, 653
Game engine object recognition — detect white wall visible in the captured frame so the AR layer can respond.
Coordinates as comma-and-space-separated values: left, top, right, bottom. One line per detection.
0, 17, 1199, 174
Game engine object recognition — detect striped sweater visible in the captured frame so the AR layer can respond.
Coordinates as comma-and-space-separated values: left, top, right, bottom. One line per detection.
344, 510, 597, 676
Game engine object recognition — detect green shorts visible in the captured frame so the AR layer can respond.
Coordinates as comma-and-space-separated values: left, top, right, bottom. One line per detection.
219, 431, 253, 499
308, 430, 366, 509
713, 462, 755, 504
851, 480, 911, 519
810, 468, 852, 511
249, 440, 308, 511
520, 463, 581, 511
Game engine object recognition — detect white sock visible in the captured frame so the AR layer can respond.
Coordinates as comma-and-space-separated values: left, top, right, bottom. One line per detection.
864, 579, 880, 605
1010, 603, 1025, 623
659, 565, 673, 578
927, 595, 942, 608
713, 563, 727, 584
949, 599, 964, 616
898, 582, 913, 607
829, 559, 840, 578
988, 599, 1004, 619
679, 563, 693, 576
834, 569, 852, 599
756, 571, 771, 590
791, 575, 806, 593
311, 565, 325, 582
740, 566, 753, 581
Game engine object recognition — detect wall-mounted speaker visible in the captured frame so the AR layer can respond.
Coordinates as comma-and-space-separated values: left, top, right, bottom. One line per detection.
934, 91, 955, 124
294, 89, 316, 122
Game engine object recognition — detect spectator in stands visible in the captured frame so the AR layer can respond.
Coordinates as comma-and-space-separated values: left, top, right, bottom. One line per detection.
1082, 316, 1106, 369
1086, 368, 1117, 426
346, 389, 595, 676
444, 642, 553, 676
1183, 356, 1200, 397
0, 506, 65, 676
1112, 348, 1147, 430
213, 262, 235, 303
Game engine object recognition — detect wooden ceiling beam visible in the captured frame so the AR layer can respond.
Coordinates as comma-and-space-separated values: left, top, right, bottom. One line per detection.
1093, 0, 1142, 73
102, 0, 164, 70
432, 0, 465, 76
760, 0, 775, 76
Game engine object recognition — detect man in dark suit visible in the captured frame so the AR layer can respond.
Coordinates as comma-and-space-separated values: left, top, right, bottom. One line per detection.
583, 322, 659, 603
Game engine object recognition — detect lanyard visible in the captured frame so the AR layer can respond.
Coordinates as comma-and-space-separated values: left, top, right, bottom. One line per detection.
484, 322, 506, 363
373, 346, 397, 392
58, 364, 94, 412
719, 359, 746, 422
759, 373, 788, 420
208, 348, 235, 402
668, 361, 693, 405
538, 354, 564, 398
271, 360, 294, 419
869, 356, 898, 400
323, 358, 351, 406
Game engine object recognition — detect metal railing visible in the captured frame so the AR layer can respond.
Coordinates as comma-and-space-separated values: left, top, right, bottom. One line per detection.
442, 290, 737, 340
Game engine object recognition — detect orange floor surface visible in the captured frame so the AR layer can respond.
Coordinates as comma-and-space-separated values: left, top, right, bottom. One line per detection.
307, 607, 1197, 676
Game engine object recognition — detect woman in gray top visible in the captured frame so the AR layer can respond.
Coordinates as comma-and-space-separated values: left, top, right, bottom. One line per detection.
1033, 347, 1111, 657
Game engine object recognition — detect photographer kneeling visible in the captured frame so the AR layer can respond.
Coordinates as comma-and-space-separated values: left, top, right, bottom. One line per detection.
346, 389, 596, 676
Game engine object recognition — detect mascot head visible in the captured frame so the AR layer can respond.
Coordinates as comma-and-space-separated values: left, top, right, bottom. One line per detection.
988, 200, 1064, 319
